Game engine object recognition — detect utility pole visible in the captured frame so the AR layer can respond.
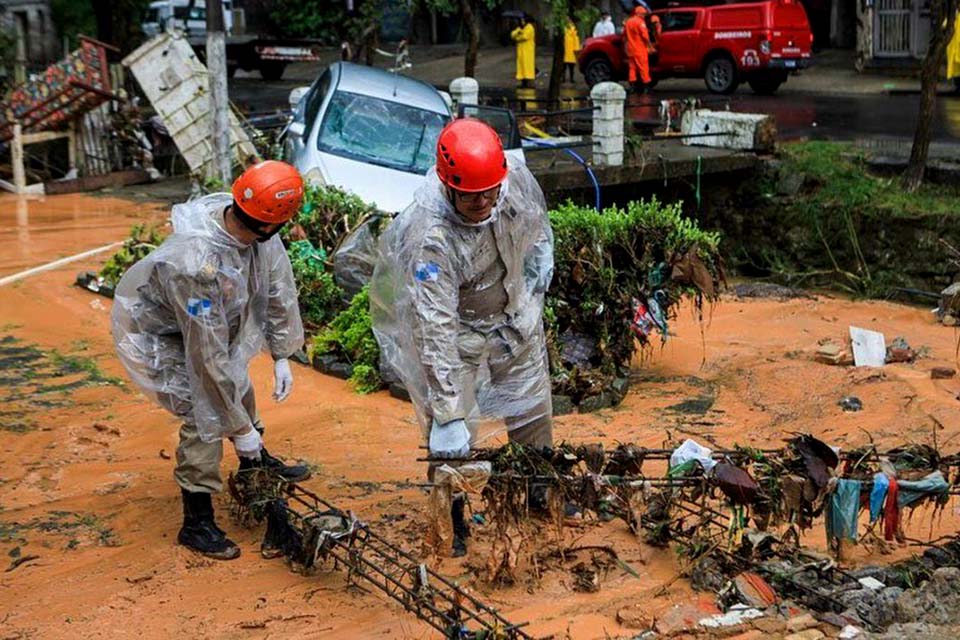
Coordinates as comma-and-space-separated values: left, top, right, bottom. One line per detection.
206, 0, 232, 184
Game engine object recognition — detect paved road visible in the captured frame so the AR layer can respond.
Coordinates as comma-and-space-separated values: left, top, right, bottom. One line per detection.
228, 61, 960, 144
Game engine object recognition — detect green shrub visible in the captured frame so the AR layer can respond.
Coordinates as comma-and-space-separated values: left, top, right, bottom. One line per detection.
99, 223, 167, 286
286, 183, 379, 254
309, 287, 381, 393
547, 198, 723, 399
287, 240, 342, 331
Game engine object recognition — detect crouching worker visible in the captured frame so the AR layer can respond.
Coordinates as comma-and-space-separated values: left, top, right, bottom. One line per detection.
370, 119, 560, 557
111, 160, 311, 560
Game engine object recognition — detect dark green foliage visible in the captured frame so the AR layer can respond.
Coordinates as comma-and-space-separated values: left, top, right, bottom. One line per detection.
309, 287, 381, 393
546, 199, 723, 400
287, 240, 342, 331
99, 223, 167, 286
263, 0, 347, 42
733, 141, 960, 296
286, 183, 379, 255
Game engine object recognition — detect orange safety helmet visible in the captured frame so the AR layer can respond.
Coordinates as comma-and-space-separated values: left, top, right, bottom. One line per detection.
231, 160, 304, 225
436, 119, 508, 193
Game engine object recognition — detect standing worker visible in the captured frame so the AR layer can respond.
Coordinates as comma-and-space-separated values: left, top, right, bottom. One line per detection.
592, 11, 616, 38
564, 18, 581, 83
370, 119, 558, 557
948, 10, 960, 93
112, 160, 311, 561
511, 13, 536, 88
624, 1, 654, 94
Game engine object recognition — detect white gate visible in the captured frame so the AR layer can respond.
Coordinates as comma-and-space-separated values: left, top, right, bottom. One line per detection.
873, 0, 931, 58
874, 0, 912, 57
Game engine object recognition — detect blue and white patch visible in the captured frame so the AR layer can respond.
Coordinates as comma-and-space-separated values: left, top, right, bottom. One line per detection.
414, 261, 441, 283
186, 297, 212, 317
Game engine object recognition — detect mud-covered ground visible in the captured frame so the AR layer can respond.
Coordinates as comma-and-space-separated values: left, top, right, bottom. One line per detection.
1, 193, 959, 639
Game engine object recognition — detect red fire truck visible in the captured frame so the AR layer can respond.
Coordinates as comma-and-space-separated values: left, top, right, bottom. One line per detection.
577, 0, 814, 94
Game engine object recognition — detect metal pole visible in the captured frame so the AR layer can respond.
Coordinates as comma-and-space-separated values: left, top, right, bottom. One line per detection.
206, 0, 232, 185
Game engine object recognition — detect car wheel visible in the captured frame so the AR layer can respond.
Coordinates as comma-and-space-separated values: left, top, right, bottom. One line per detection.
584, 57, 614, 87
260, 62, 286, 81
748, 72, 787, 95
704, 56, 738, 94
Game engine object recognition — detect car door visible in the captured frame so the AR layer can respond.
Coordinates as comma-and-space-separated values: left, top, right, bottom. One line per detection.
656, 10, 700, 74
284, 69, 332, 166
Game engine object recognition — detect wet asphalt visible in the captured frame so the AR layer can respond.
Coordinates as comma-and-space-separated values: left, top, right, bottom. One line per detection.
229, 67, 960, 144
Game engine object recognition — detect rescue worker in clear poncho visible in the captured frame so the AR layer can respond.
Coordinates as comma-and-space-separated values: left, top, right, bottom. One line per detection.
111, 161, 311, 561
370, 119, 557, 556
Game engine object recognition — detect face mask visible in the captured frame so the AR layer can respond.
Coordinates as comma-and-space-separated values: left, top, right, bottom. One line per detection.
232, 202, 285, 243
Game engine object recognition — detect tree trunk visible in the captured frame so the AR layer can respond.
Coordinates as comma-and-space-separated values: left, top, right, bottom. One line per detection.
461, 0, 480, 77
206, 0, 232, 184
902, 0, 957, 191
547, 31, 565, 103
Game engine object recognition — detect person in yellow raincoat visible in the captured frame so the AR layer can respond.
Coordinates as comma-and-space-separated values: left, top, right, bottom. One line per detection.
948, 10, 960, 92
511, 14, 536, 87
563, 18, 581, 83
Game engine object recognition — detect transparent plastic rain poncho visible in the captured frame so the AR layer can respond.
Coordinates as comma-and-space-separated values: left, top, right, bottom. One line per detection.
370, 157, 555, 441
111, 193, 304, 443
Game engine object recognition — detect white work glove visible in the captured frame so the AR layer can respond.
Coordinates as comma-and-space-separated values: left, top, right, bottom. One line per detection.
232, 427, 263, 459
273, 358, 293, 402
429, 418, 471, 459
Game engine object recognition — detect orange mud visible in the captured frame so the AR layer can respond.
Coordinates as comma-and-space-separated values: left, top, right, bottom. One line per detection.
1, 193, 960, 639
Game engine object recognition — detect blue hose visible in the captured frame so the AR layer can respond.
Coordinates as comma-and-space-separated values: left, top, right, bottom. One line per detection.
522, 137, 602, 211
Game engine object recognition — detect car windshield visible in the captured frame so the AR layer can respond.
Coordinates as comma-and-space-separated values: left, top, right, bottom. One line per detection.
317, 91, 447, 175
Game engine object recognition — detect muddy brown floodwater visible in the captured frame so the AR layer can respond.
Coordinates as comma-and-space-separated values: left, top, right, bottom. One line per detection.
1, 193, 959, 639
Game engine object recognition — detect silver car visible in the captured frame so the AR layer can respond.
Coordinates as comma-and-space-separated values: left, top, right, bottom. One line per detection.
283, 62, 452, 213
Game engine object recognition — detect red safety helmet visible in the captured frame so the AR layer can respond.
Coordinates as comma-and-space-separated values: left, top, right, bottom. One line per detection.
231, 160, 304, 225
436, 119, 508, 193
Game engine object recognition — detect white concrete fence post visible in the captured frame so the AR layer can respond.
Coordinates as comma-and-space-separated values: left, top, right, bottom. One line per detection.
590, 82, 626, 167
449, 77, 479, 113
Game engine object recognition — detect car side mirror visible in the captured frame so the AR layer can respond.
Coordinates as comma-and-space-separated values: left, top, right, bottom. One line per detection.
288, 86, 310, 110
288, 121, 306, 138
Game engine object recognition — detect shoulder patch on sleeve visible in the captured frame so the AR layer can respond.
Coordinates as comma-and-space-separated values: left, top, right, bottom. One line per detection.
414, 261, 441, 283
186, 297, 213, 317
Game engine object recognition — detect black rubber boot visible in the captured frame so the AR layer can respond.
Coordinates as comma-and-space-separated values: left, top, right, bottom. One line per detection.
178, 489, 241, 560
451, 495, 469, 558
238, 447, 311, 483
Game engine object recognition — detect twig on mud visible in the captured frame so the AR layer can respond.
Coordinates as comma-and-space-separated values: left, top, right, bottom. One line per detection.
238, 614, 317, 629
5, 555, 39, 572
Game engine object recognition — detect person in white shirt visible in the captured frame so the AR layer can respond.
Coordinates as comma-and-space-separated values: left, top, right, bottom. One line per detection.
592, 11, 616, 37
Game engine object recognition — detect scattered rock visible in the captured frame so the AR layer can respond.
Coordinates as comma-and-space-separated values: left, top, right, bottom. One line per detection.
943, 314, 958, 327
726, 631, 765, 640
858, 576, 885, 590
552, 394, 574, 416
940, 283, 960, 317
885, 337, 917, 364
616, 605, 654, 630
816, 341, 852, 366
656, 601, 721, 636
777, 172, 805, 196
838, 625, 864, 639
388, 382, 411, 403
578, 392, 614, 413
751, 616, 787, 634
783, 630, 824, 640
733, 282, 810, 299
311, 354, 338, 374
931, 367, 956, 380
159, 449, 171, 460
786, 613, 818, 633
839, 396, 863, 412
699, 604, 764, 629
327, 362, 354, 380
